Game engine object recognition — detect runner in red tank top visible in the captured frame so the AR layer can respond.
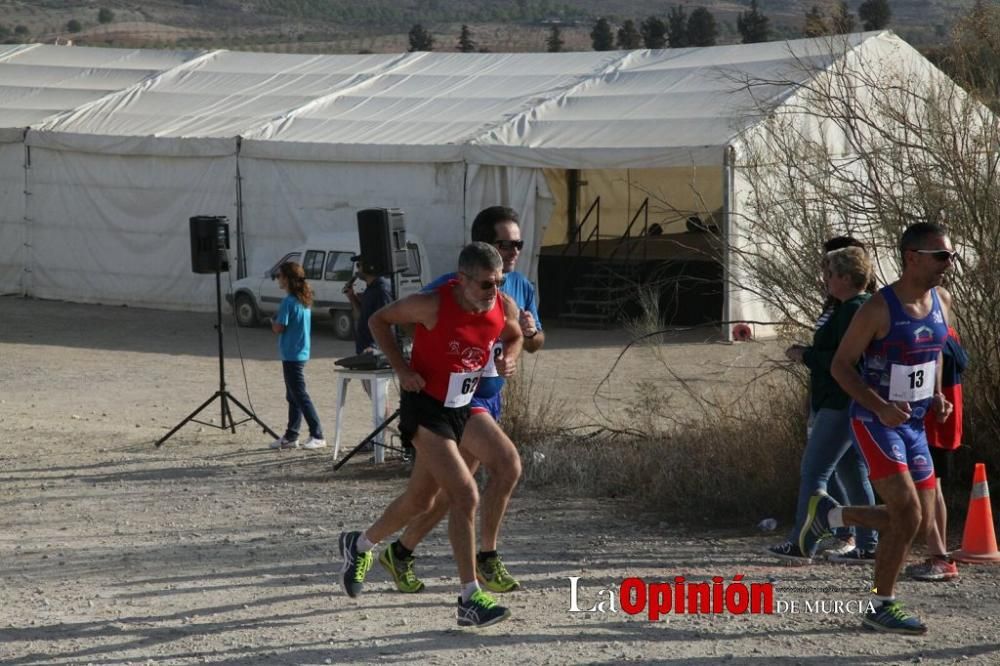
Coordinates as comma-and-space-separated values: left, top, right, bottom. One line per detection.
337, 242, 523, 628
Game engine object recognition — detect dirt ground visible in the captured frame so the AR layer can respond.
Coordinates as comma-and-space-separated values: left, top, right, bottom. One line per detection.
2, 295, 999, 665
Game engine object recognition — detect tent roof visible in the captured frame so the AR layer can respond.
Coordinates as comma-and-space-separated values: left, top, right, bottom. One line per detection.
0, 43, 202, 143
2, 32, 920, 166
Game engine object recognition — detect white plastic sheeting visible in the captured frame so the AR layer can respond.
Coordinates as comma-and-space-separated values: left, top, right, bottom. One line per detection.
237, 158, 467, 285
0, 143, 25, 294
0, 32, 949, 324
25, 148, 236, 307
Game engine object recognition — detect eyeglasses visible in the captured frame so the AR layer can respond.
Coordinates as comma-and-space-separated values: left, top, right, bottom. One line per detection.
462, 272, 506, 290
493, 240, 524, 252
910, 249, 960, 262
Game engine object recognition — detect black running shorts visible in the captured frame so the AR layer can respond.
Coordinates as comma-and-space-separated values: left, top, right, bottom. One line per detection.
399, 390, 470, 444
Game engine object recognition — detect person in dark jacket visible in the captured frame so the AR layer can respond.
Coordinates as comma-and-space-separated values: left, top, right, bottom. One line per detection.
768, 245, 878, 563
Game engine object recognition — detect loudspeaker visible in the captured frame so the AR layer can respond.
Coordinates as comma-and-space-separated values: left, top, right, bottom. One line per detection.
357, 208, 408, 276
190, 216, 230, 274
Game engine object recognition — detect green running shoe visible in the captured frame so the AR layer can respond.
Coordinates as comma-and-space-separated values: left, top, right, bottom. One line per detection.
862, 601, 928, 635
379, 546, 425, 593
338, 531, 373, 598
476, 553, 520, 593
456, 589, 511, 628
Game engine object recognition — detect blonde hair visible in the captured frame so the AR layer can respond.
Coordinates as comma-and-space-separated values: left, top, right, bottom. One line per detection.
824, 246, 872, 290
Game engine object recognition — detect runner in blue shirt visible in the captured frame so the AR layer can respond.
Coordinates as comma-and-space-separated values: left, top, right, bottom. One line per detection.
801, 222, 956, 635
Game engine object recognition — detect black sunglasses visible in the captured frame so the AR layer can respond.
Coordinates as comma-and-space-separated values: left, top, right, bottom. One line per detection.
462, 272, 506, 290
493, 240, 524, 251
911, 249, 960, 262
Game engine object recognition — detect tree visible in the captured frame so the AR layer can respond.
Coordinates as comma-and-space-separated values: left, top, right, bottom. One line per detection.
858, 0, 891, 31
14, 25, 29, 37
547, 24, 564, 53
640, 16, 667, 49
687, 7, 718, 47
831, 1, 856, 34
667, 5, 689, 48
66, 19, 82, 34
737, 0, 770, 44
98, 8, 115, 24
408, 23, 434, 51
457, 24, 475, 52
591, 17, 614, 51
803, 6, 828, 38
616, 19, 641, 49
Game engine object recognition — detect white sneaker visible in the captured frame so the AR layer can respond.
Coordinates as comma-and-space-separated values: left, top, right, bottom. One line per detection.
270, 437, 299, 450
302, 437, 327, 450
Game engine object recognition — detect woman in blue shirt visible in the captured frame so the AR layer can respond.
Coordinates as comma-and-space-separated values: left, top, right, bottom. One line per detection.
270, 262, 325, 450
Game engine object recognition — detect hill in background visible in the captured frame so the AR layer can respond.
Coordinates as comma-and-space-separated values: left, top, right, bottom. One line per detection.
0, 0, 975, 53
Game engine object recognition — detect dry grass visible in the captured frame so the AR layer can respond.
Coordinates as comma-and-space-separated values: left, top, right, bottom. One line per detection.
503, 339, 806, 527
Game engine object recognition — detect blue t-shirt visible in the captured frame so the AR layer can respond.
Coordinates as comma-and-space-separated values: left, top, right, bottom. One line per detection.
423, 270, 541, 397
276, 294, 311, 362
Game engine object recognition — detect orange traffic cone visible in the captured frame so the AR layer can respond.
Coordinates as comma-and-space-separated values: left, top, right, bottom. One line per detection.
953, 463, 1000, 564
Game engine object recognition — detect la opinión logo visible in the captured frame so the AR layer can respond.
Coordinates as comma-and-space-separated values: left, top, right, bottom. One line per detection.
568, 575, 773, 620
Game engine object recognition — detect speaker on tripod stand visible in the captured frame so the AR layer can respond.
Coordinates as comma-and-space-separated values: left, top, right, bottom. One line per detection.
155, 216, 278, 447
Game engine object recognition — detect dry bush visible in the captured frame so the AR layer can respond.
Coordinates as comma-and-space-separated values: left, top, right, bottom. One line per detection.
516, 375, 806, 527
727, 25, 1000, 500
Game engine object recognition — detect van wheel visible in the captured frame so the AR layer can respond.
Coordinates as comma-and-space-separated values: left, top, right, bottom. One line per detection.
332, 310, 354, 340
234, 294, 259, 327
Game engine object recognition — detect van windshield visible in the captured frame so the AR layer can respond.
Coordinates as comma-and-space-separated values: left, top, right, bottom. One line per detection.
268, 253, 302, 278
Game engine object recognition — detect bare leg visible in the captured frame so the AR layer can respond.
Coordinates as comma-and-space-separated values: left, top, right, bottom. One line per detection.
387, 426, 480, 584
458, 414, 522, 552
398, 413, 520, 553
398, 451, 479, 551
930, 480, 948, 554
364, 428, 446, 544
842, 473, 922, 598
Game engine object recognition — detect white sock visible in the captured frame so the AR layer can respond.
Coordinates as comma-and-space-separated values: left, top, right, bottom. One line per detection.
461, 581, 481, 602
357, 533, 376, 553
828, 507, 845, 529
872, 594, 895, 605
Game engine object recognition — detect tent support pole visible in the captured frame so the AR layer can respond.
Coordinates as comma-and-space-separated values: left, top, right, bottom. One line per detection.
722, 145, 736, 342
235, 137, 247, 279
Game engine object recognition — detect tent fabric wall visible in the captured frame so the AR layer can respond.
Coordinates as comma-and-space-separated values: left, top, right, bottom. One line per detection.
237, 157, 466, 281
463, 164, 553, 283
25, 147, 237, 308
0, 142, 25, 294
0, 32, 972, 327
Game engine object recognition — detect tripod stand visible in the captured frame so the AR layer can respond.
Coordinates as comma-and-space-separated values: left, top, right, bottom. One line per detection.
155, 269, 278, 447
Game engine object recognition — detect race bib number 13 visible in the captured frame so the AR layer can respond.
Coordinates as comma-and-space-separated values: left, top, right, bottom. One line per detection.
888, 360, 936, 402
444, 370, 481, 408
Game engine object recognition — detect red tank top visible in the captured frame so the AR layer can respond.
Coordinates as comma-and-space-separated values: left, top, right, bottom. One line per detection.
410, 280, 505, 405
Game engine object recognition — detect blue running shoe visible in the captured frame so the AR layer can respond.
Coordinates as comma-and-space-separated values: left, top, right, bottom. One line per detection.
456, 589, 511, 628
338, 531, 373, 598
862, 601, 928, 635
798, 492, 840, 557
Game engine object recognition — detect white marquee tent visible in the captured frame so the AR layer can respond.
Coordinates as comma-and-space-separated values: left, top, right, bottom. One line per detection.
0, 32, 948, 335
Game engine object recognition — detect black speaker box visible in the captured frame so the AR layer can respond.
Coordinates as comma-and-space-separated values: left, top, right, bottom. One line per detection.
357, 208, 408, 276
190, 216, 230, 274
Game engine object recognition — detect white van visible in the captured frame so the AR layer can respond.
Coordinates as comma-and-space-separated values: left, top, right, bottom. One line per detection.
228, 232, 430, 339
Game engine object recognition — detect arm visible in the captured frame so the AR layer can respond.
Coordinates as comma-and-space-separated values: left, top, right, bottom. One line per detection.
932, 287, 954, 422
496, 294, 524, 377
801, 299, 864, 371
271, 298, 288, 334
368, 292, 439, 392
518, 282, 545, 353
343, 276, 361, 318
830, 295, 910, 427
